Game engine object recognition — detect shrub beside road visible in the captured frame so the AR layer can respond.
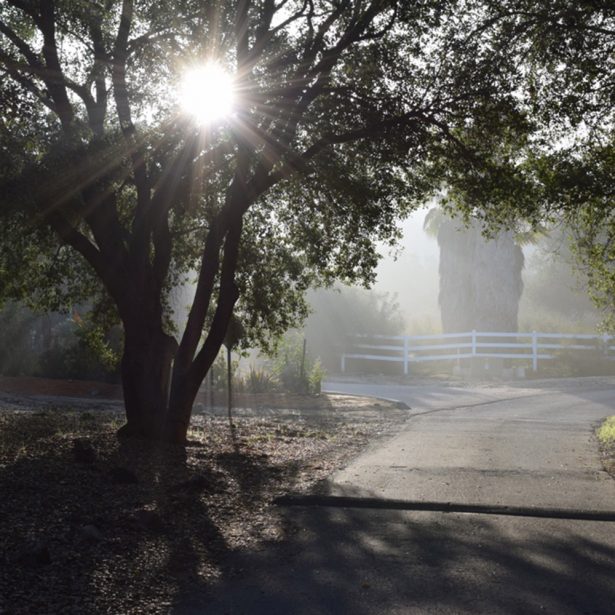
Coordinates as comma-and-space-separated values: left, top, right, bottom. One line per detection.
597, 416, 615, 479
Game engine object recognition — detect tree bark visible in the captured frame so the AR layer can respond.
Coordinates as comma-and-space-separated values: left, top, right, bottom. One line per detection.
117, 325, 177, 440
164, 369, 203, 444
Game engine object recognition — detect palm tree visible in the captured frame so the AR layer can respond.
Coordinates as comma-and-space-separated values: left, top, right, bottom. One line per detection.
424, 210, 525, 333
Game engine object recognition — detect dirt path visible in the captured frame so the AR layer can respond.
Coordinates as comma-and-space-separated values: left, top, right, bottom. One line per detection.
0, 388, 409, 615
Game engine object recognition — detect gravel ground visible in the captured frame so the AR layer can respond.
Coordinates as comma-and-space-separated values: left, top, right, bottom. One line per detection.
0, 392, 408, 614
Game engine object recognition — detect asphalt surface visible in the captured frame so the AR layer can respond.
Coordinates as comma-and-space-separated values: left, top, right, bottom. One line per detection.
180, 378, 615, 614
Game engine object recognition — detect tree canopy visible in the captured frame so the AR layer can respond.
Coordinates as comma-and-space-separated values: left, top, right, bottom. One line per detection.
421, 1, 614, 330
437, 1, 615, 326
0, 0, 612, 440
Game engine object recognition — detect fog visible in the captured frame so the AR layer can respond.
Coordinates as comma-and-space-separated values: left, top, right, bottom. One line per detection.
0, 207, 605, 380
309, 208, 601, 335
371, 208, 440, 334
303, 207, 604, 374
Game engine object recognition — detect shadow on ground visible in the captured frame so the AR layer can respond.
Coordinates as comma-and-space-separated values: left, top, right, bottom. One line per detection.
0, 412, 309, 614
181, 484, 615, 615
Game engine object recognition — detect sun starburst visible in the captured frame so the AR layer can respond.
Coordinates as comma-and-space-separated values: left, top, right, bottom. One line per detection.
179, 63, 235, 124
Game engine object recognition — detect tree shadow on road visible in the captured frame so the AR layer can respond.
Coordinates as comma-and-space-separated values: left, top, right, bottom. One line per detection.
192, 483, 615, 615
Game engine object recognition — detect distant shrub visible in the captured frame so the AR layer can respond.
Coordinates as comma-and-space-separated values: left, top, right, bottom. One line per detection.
38, 337, 119, 382
304, 286, 405, 372
243, 367, 279, 393
272, 333, 325, 394
308, 358, 325, 394
0, 302, 41, 376
531, 349, 615, 379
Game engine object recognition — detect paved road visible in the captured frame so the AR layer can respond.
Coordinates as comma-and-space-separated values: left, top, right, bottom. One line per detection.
183, 378, 615, 614
327, 378, 615, 511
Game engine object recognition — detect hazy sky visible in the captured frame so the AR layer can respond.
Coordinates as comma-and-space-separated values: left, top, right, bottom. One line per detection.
370, 208, 601, 335
372, 207, 441, 333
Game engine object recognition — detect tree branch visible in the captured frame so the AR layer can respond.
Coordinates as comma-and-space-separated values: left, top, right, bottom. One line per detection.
112, 0, 135, 134
0, 19, 43, 69
111, 0, 153, 273
249, 110, 423, 197
173, 145, 250, 375
38, 0, 74, 129
45, 211, 108, 286
190, 212, 242, 382
0, 49, 57, 111
85, 6, 109, 136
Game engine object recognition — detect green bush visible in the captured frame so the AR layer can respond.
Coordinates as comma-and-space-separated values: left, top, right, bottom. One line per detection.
243, 367, 279, 393
0, 302, 41, 376
36, 315, 120, 382
38, 337, 120, 382
308, 358, 325, 394
597, 417, 615, 447
272, 333, 325, 394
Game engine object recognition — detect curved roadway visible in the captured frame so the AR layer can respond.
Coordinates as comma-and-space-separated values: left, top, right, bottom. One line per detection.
190, 378, 615, 615
326, 378, 615, 511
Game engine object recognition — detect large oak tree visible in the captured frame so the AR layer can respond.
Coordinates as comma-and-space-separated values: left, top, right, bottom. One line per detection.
0, 0, 536, 442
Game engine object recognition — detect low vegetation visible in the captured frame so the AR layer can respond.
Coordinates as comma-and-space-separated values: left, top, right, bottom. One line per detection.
597, 416, 615, 479
597, 417, 615, 447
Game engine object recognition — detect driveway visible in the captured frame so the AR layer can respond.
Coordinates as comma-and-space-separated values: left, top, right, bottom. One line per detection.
181, 378, 615, 614
326, 378, 615, 511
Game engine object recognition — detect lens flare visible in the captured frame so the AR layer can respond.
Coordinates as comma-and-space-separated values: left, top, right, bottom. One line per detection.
179, 63, 235, 124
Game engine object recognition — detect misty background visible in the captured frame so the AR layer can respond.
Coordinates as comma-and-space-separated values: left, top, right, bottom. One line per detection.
0, 207, 604, 381
303, 207, 602, 372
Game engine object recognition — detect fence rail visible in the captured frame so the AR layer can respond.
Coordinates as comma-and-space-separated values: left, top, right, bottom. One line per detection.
341, 331, 615, 374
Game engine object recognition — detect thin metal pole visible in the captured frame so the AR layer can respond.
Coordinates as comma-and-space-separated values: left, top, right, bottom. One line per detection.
227, 347, 232, 427
209, 365, 215, 408
300, 338, 307, 380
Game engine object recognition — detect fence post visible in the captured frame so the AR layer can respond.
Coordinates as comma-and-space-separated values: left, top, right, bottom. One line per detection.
341, 354, 346, 373
532, 331, 538, 372
471, 330, 477, 356
403, 336, 409, 376
604, 333, 610, 357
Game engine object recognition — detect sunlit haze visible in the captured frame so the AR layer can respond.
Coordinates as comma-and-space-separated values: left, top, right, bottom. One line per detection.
179, 63, 235, 124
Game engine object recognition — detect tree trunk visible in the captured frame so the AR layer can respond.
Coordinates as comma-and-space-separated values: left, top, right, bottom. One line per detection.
165, 312, 236, 444
165, 368, 204, 444
438, 218, 524, 333
165, 224, 243, 444
117, 327, 177, 440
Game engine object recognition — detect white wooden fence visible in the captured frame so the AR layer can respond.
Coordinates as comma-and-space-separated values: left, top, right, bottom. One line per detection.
341, 331, 615, 374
